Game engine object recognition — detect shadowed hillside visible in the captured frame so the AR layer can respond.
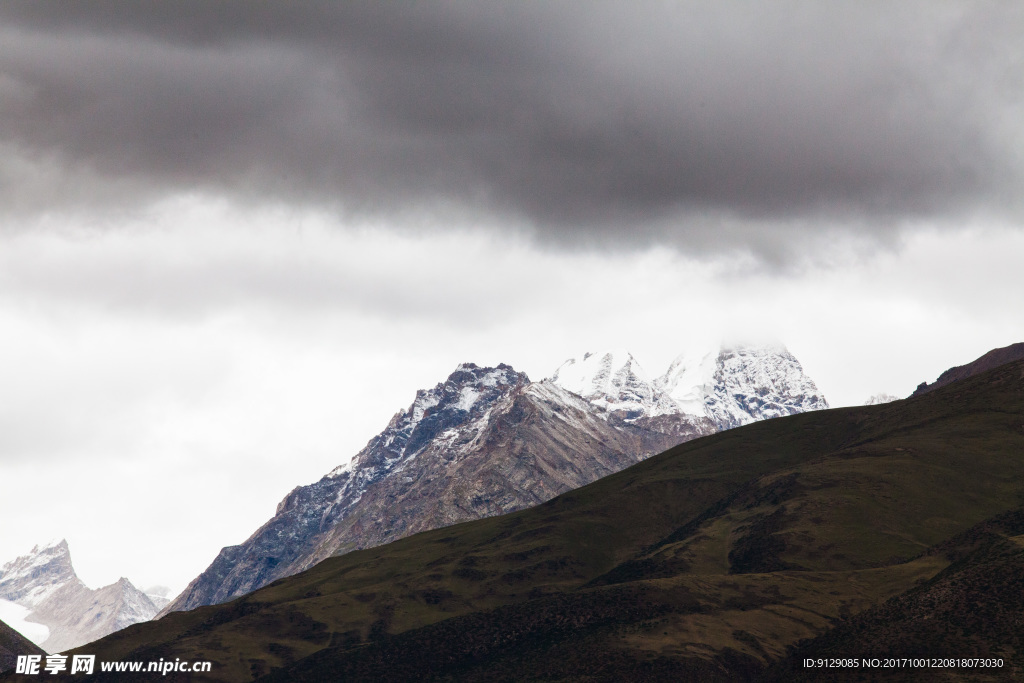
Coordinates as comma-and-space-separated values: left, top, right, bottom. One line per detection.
0, 619, 44, 674
8, 356, 1022, 682
765, 507, 1024, 681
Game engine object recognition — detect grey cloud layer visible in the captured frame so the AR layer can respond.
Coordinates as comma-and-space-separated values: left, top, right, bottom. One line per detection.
1, 1, 1022, 248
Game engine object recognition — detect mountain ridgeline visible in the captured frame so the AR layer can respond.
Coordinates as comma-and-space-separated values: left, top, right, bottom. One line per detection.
912, 341, 1024, 396
163, 344, 827, 614
49, 350, 1024, 682
0, 541, 164, 654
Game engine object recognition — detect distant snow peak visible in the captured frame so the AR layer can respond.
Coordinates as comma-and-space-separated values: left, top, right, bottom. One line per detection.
17, 539, 69, 563
864, 393, 899, 405
0, 539, 76, 608
549, 350, 670, 420
34, 539, 66, 554
656, 348, 719, 415
0, 540, 160, 652
705, 344, 827, 429
553, 343, 828, 430
143, 585, 172, 611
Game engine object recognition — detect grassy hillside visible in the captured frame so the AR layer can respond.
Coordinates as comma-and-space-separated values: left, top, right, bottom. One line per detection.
766, 506, 1024, 681
16, 357, 1022, 682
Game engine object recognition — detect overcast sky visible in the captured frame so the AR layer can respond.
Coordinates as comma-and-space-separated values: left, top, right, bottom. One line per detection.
1, 2, 1023, 598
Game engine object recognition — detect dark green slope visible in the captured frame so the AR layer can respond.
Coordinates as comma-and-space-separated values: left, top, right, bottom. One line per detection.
0, 619, 44, 674
766, 507, 1024, 682
32, 357, 1024, 682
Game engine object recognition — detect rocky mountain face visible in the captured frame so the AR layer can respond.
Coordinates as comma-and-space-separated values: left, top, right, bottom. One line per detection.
0, 541, 160, 653
165, 364, 690, 613
165, 345, 827, 614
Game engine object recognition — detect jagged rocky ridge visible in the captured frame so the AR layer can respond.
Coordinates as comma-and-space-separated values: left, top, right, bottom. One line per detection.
0, 541, 161, 653
165, 344, 827, 614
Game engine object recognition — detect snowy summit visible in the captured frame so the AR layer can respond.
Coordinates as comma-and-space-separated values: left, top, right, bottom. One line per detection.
551, 343, 828, 430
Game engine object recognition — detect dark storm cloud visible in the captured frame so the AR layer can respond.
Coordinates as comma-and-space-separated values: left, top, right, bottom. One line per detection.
1, 1, 1021, 249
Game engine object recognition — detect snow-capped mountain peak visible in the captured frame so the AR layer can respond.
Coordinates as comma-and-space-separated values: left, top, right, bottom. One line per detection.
164, 358, 697, 614
0, 539, 78, 609
655, 348, 719, 416
327, 363, 528, 480
166, 345, 829, 615
0, 541, 161, 652
698, 343, 829, 430
552, 343, 828, 431
549, 350, 675, 419
550, 350, 641, 395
